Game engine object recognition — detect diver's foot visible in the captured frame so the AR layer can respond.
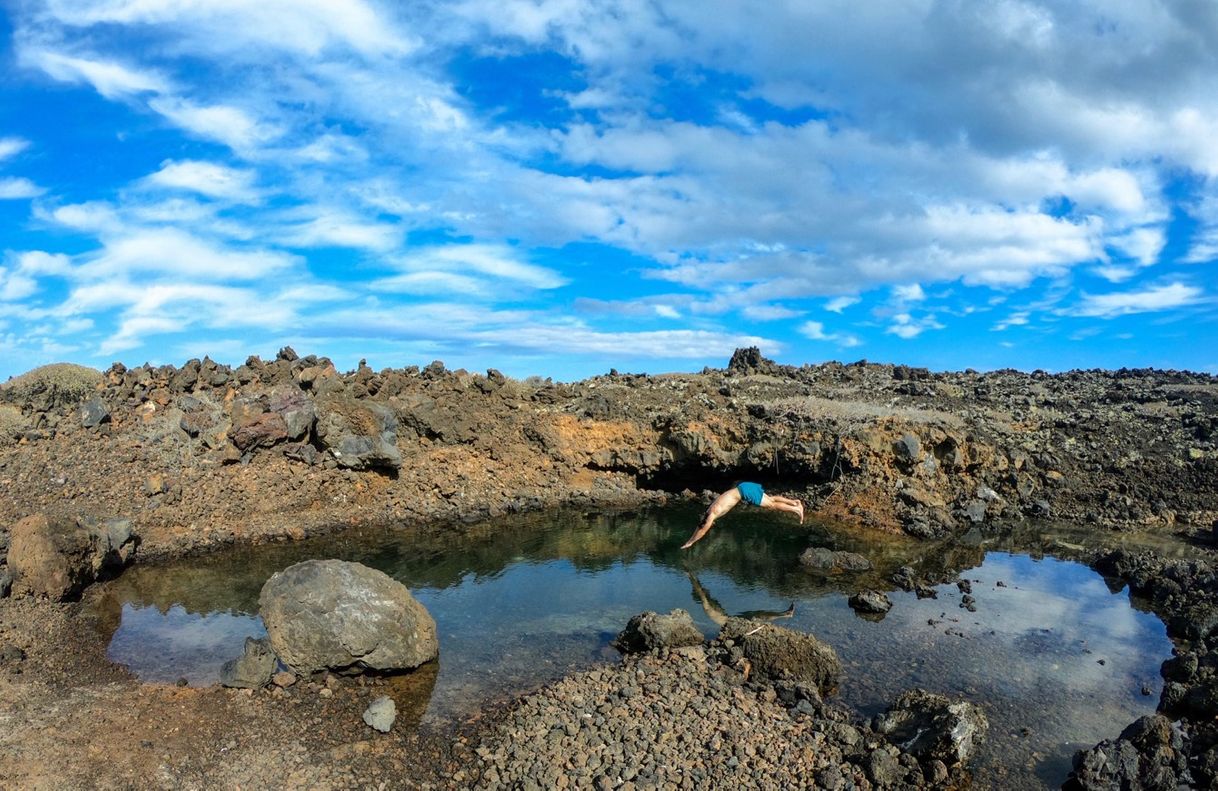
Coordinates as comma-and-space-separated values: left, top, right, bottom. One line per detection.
798, 501, 805, 524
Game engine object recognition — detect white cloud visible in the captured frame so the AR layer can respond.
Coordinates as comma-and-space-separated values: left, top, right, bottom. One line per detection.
992, 311, 1030, 331
0, 138, 29, 161
1074, 282, 1204, 318
41, 201, 123, 233
148, 98, 280, 151
1110, 226, 1165, 266
886, 312, 945, 339
40, 0, 416, 58
79, 228, 297, 281
825, 296, 859, 313
391, 244, 567, 290
741, 303, 800, 321
14, 251, 72, 276
145, 160, 258, 201
22, 49, 168, 98
0, 178, 44, 199
891, 283, 925, 302
799, 320, 861, 347
279, 212, 401, 252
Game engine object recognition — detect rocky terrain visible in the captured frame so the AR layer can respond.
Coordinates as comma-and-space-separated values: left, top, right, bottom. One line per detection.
1, 347, 1216, 788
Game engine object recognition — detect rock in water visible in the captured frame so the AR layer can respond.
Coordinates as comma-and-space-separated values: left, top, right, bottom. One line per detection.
614, 609, 704, 654
258, 559, 437, 675
848, 590, 892, 614
363, 696, 397, 733
6, 512, 137, 600
719, 618, 841, 695
799, 547, 872, 573
220, 637, 277, 689
873, 689, 988, 765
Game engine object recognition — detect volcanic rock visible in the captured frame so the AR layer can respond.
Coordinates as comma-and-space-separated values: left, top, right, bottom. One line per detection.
873, 689, 988, 765
849, 590, 892, 615
258, 559, 437, 675
614, 609, 704, 654
220, 636, 277, 689
6, 512, 137, 600
314, 396, 401, 471
719, 618, 841, 695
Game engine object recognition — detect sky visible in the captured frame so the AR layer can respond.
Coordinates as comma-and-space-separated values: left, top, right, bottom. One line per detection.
0, 0, 1216, 381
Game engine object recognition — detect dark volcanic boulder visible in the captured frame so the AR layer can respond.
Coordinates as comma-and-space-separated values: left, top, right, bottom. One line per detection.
1066, 715, 1187, 790
719, 618, 841, 695
78, 397, 110, 428
220, 636, 277, 689
6, 512, 137, 600
799, 547, 872, 573
614, 609, 704, 653
258, 560, 437, 675
874, 689, 988, 765
315, 396, 401, 470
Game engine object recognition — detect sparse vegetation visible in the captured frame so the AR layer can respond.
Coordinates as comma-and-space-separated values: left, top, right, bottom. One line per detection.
0, 363, 103, 411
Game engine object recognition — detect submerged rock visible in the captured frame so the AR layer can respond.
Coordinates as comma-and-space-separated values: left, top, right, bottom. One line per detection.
719, 618, 841, 695
220, 636, 277, 689
799, 547, 872, 573
362, 696, 397, 733
873, 689, 988, 765
6, 512, 137, 600
258, 559, 437, 675
614, 609, 704, 654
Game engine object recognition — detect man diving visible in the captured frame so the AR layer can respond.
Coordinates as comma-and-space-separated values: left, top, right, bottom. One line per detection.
680, 481, 805, 549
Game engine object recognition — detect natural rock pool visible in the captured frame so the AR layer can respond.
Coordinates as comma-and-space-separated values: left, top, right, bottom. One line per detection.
88, 507, 1173, 788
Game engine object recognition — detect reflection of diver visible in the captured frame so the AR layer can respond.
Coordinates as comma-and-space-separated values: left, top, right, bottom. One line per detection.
687, 571, 795, 627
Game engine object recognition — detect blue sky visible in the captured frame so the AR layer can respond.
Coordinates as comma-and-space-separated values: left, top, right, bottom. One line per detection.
0, 0, 1216, 380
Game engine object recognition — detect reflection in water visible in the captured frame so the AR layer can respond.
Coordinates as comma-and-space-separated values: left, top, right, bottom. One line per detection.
88, 506, 1175, 789
687, 570, 794, 627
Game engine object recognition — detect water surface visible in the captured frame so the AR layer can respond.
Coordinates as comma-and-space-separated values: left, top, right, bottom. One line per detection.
90, 507, 1173, 788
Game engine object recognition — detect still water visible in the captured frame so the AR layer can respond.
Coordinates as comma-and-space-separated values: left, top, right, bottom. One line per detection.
90, 507, 1173, 787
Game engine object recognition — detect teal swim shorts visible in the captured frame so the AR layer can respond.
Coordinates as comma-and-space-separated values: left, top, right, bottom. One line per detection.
737, 481, 765, 507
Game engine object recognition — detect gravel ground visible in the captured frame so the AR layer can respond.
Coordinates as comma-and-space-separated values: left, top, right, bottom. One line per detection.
470, 648, 948, 790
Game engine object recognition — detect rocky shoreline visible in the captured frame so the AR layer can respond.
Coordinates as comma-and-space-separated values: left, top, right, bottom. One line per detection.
1, 348, 1217, 788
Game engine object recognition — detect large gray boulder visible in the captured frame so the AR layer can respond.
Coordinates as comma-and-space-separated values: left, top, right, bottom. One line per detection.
258, 560, 437, 675
6, 512, 137, 600
719, 618, 841, 696
614, 609, 704, 654
873, 689, 989, 765
315, 396, 401, 470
